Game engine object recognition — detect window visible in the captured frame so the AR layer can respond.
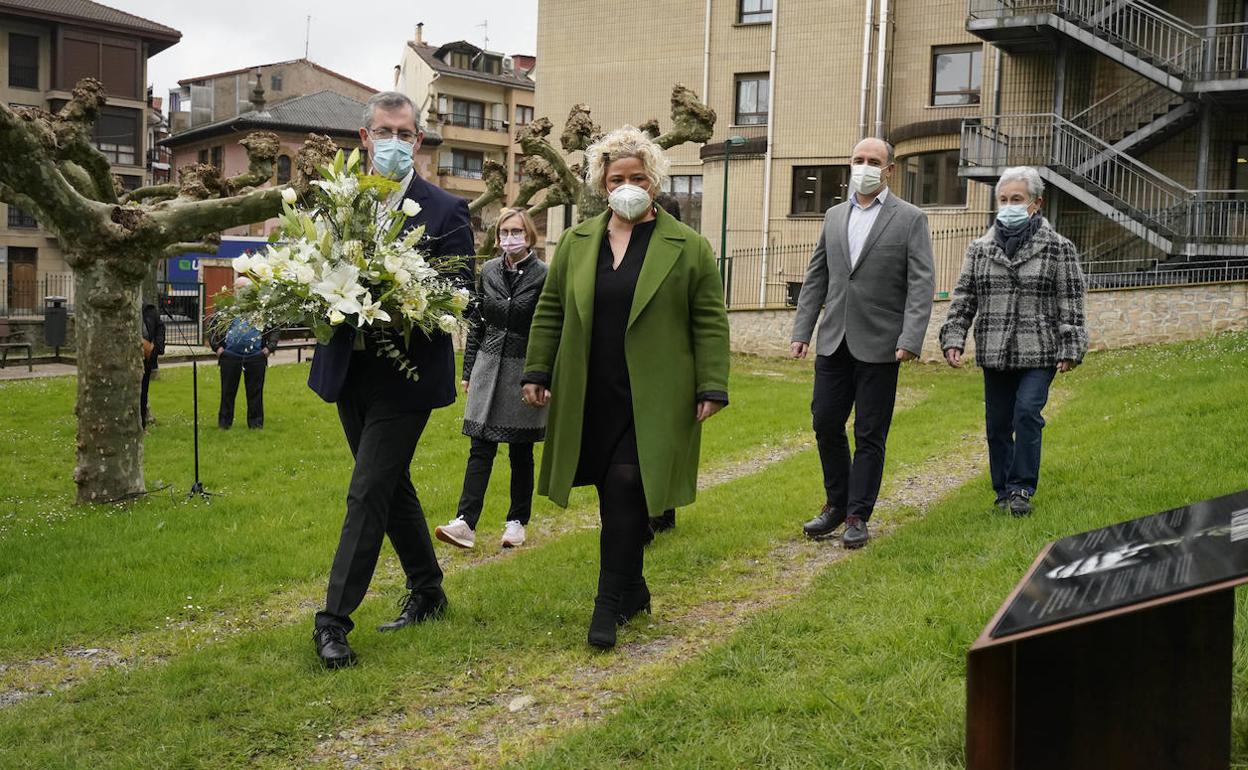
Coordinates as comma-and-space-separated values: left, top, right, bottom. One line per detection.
450, 51, 472, 69
270, 74, 283, 92
451, 99, 486, 129
210, 146, 224, 170
198, 148, 209, 164
739, 0, 773, 23
117, 174, 142, 192
444, 150, 484, 178
7, 205, 38, 229
901, 151, 967, 207
791, 166, 849, 215
515, 105, 534, 126
8, 33, 39, 89
735, 74, 769, 125
665, 175, 704, 232
93, 108, 140, 165
276, 155, 292, 184
514, 157, 526, 183
931, 45, 983, 106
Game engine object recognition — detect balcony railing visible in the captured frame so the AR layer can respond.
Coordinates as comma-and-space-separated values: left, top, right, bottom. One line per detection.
437, 164, 485, 180
440, 113, 508, 132
7, 206, 39, 229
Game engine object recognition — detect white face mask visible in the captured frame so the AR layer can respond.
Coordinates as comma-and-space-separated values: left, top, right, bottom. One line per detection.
607, 184, 653, 221
849, 164, 884, 196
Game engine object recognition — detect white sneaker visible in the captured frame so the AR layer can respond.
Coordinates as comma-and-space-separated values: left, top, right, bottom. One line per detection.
435, 517, 476, 549
501, 520, 526, 548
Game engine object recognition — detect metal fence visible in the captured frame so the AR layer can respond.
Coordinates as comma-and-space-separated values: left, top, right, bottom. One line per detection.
722, 230, 1248, 310
0, 273, 75, 317
155, 280, 206, 348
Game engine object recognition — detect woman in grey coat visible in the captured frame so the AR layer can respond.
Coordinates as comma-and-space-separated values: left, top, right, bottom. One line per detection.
437, 209, 548, 549
939, 167, 1088, 517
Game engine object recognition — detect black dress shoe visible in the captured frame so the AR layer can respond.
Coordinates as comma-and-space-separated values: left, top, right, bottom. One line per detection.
994, 495, 1009, 510
313, 626, 357, 669
648, 509, 676, 534
1008, 490, 1033, 517
588, 605, 618, 649
802, 505, 847, 539
617, 582, 652, 626
842, 515, 870, 549
378, 587, 448, 632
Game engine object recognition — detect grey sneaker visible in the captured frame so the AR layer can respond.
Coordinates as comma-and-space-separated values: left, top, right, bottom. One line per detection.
501, 520, 526, 548
435, 517, 476, 548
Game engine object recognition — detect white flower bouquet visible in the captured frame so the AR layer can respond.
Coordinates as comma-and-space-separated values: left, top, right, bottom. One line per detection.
210, 149, 471, 380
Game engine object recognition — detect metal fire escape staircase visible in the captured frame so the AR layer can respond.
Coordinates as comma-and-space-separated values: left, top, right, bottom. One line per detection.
962, 0, 1248, 259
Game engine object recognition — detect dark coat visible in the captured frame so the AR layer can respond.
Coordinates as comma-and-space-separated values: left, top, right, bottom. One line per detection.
306, 174, 475, 409
461, 252, 549, 443
939, 217, 1088, 369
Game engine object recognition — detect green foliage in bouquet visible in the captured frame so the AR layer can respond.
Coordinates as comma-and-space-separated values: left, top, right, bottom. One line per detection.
210, 149, 471, 380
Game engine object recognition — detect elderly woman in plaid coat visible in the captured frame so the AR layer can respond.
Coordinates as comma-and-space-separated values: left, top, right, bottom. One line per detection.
939, 166, 1088, 517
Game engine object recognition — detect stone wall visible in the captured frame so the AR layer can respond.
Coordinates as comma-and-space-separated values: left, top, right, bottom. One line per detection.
728, 282, 1248, 360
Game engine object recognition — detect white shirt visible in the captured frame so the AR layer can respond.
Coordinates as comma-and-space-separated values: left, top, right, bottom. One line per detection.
847, 186, 889, 269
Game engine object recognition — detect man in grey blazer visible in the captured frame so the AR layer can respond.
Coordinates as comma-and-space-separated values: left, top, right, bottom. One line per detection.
790, 137, 934, 549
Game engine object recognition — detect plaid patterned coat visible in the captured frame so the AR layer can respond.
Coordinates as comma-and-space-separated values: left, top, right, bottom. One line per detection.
939, 218, 1088, 370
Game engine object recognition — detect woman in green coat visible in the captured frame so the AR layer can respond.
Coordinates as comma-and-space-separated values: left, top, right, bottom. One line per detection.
521, 126, 731, 650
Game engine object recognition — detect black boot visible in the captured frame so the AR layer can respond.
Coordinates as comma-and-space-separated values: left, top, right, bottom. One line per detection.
588, 602, 619, 649
617, 579, 651, 626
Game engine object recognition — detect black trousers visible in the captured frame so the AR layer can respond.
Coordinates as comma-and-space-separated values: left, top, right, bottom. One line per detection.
593, 438, 650, 610
811, 340, 900, 521
315, 375, 443, 633
218, 352, 267, 428
140, 355, 156, 428
456, 437, 534, 527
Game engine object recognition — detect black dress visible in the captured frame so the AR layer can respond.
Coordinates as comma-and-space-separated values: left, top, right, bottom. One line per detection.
574, 219, 657, 485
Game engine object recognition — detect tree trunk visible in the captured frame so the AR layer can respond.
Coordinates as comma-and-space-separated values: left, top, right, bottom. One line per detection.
72, 257, 146, 503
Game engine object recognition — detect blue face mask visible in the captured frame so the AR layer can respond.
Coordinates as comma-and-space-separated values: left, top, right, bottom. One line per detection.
996, 203, 1033, 229
371, 137, 414, 180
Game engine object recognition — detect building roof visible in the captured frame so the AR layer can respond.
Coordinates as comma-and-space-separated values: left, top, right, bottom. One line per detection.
0, 0, 180, 53
177, 58, 379, 95
161, 89, 442, 147
408, 42, 535, 91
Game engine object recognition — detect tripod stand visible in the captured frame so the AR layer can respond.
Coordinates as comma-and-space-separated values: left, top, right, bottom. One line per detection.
154, 298, 217, 501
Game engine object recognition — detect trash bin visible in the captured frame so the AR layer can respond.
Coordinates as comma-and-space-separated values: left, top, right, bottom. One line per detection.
44, 296, 67, 349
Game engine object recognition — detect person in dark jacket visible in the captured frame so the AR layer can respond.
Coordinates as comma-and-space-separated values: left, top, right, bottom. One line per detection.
140, 302, 165, 430
436, 208, 548, 550
307, 91, 475, 669
940, 166, 1088, 517
208, 279, 280, 430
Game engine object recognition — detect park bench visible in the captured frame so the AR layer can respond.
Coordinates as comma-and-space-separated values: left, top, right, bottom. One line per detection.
279, 326, 319, 363
0, 318, 33, 372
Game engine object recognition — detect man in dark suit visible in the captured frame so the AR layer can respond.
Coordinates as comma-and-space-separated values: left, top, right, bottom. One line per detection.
790, 138, 934, 550
310, 91, 474, 668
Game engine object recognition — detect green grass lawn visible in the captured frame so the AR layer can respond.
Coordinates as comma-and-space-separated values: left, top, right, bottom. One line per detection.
0, 335, 1245, 768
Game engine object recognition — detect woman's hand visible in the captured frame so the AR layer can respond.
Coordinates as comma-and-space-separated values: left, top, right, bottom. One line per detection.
461, 379, 470, 394
1057, 359, 1077, 373
521, 383, 550, 408
696, 400, 725, 423
944, 348, 963, 368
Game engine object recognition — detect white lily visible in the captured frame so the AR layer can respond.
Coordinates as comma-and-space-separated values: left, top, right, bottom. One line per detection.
281, 187, 298, 205
232, 254, 254, 275
313, 264, 367, 315
383, 252, 405, 274
250, 261, 274, 281
358, 294, 391, 326
394, 268, 412, 285
402, 198, 421, 218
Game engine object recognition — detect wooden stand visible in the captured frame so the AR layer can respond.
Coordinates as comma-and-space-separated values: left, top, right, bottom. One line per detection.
966, 545, 1241, 770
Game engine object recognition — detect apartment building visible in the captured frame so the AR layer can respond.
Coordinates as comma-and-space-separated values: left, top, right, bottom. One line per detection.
396, 24, 537, 224
535, 0, 1247, 307
168, 58, 376, 135
0, 0, 179, 314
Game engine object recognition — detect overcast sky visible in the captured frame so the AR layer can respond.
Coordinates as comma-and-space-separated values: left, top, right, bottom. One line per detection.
106, 0, 538, 100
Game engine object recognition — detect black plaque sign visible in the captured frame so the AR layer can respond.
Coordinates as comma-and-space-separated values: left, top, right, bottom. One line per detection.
992, 489, 1248, 638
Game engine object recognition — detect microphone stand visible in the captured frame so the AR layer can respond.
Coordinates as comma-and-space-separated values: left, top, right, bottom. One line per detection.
157, 296, 216, 501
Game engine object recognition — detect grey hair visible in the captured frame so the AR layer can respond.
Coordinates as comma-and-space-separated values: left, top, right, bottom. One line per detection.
363, 91, 421, 130
995, 166, 1045, 199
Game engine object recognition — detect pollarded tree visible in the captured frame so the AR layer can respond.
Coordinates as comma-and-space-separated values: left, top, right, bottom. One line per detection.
466, 84, 716, 254
0, 79, 337, 504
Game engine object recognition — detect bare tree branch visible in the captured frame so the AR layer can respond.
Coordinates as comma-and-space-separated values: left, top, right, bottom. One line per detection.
122, 184, 180, 205
518, 117, 582, 199
164, 241, 221, 258
223, 132, 280, 193
654, 84, 716, 149
51, 79, 119, 205
468, 159, 508, 215
560, 104, 601, 152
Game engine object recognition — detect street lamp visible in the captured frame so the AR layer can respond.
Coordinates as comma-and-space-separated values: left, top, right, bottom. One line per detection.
719, 135, 748, 285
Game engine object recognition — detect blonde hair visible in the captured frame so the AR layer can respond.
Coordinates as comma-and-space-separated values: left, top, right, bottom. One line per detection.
585, 125, 670, 198
496, 207, 538, 250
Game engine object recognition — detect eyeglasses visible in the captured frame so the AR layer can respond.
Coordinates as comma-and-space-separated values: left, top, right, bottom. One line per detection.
499, 228, 527, 237
369, 128, 419, 142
